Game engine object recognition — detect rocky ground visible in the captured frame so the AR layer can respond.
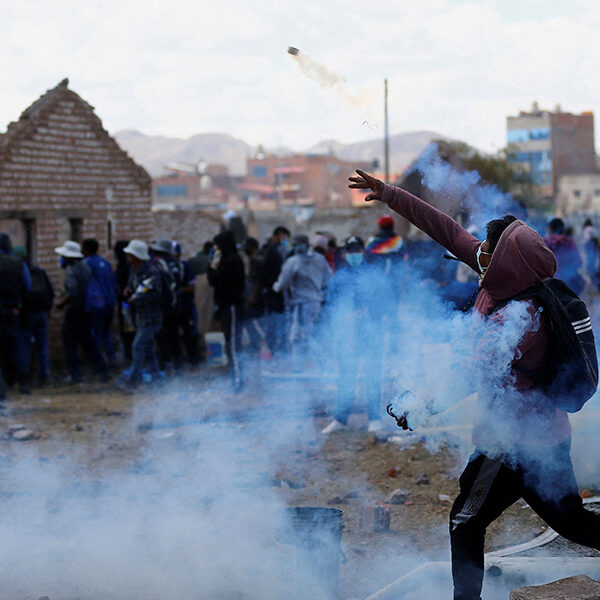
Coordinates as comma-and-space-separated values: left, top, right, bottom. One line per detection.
0, 366, 586, 599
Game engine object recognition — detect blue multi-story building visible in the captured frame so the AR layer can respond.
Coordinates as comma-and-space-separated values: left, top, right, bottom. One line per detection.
507, 102, 596, 196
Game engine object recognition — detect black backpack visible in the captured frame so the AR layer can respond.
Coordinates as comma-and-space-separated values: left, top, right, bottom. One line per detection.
498, 278, 598, 412
26, 266, 54, 313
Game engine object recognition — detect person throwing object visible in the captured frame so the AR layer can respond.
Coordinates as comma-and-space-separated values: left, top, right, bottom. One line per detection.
349, 169, 600, 600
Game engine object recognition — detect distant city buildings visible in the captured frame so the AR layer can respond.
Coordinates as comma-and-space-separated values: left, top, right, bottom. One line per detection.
243, 151, 371, 211
151, 150, 372, 212
555, 173, 600, 215
152, 162, 239, 210
507, 102, 596, 198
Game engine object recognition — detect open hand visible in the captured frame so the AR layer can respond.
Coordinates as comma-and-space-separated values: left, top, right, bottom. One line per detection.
348, 169, 385, 202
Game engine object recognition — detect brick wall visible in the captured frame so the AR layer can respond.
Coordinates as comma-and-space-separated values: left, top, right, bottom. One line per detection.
152, 209, 223, 259
0, 80, 154, 357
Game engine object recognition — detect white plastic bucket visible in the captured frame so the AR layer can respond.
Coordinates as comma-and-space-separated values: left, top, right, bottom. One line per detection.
205, 331, 228, 366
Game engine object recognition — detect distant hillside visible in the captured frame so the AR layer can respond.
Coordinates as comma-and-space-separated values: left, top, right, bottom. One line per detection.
114, 130, 253, 176
307, 131, 450, 174
114, 129, 449, 177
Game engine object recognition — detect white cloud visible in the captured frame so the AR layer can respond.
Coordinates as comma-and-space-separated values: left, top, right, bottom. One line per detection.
2, 0, 600, 153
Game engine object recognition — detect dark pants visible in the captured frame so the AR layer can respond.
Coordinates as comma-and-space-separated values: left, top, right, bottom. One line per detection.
450, 438, 600, 600
179, 304, 199, 366
62, 308, 108, 381
157, 308, 182, 371
216, 304, 243, 388
90, 304, 116, 364
0, 311, 28, 398
22, 311, 50, 382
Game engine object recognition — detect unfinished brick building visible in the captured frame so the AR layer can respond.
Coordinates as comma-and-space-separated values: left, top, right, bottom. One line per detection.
0, 79, 154, 298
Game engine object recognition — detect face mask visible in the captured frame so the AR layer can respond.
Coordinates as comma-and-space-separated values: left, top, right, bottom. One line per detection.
346, 252, 364, 268
295, 243, 308, 255
59, 256, 68, 268
476, 242, 493, 285
279, 239, 289, 249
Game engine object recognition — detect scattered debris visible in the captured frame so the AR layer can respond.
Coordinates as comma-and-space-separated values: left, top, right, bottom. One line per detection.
415, 473, 430, 485
72, 423, 84, 431
386, 467, 401, 478
387, 489, 410, 505
360, 503, 390, 532
343, 489, 360, 500
327, 496, 345, 505
438, 494, 452, 503
510, 574, 600, 599
10, 428, 39, 441
8, 424, 27, 432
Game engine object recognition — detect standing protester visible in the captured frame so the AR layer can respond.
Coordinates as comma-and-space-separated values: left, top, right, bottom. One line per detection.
189, 241, 215, 363
207, 230, 245, 392
0, 234, 31, 400
544, 217, 585, 295
122, 240, 163, 386
242, 237, 265, 354
13, 245, 54, 387
114, 240, 134, 362
322, 236, 390, 434
366, 214, 405, 354
349, 169, 600, 600
254, 226, 290, 356
582, 219, 600, 288
82, 238, 118, 367
172, 241, 199, 366
150, 239, 183, 372
273, 233, 332, 369
54, 241, 108, 383
365, 215, 404, 268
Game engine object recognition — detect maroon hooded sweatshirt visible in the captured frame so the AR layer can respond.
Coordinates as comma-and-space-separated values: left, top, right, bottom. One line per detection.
383, 184, 571, 448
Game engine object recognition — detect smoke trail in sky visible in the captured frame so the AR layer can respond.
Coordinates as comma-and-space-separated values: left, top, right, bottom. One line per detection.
289, 51, 366, 110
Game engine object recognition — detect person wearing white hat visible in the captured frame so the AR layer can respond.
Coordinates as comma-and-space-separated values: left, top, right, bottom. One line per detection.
122, 240, 163, 385
55, 240, 108, 383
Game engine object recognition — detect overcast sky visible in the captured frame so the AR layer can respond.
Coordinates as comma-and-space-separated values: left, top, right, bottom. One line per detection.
2, 0, 599, 153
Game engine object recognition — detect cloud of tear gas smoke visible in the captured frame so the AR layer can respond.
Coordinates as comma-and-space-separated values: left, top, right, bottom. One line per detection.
411, 143, 527, 231
2, 164, 600, 598
289, 50, 367, 109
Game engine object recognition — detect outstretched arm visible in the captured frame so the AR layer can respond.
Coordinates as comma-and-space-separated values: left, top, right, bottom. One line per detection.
349, 170, 480, 271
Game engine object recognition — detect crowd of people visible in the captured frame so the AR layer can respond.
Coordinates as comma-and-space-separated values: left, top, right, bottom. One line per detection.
1, 211, 600, 412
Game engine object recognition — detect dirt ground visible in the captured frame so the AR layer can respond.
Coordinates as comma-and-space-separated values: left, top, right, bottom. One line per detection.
0, 367, 549, 599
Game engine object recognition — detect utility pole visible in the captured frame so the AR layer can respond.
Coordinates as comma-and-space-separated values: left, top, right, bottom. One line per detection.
384, 78, 390, 184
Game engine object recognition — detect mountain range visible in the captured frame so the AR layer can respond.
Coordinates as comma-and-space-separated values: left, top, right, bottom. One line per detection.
114, 129, 450, 177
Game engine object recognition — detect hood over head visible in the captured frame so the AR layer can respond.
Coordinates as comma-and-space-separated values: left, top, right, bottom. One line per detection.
481, 220, 556, 303
213, 230, 238, 257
